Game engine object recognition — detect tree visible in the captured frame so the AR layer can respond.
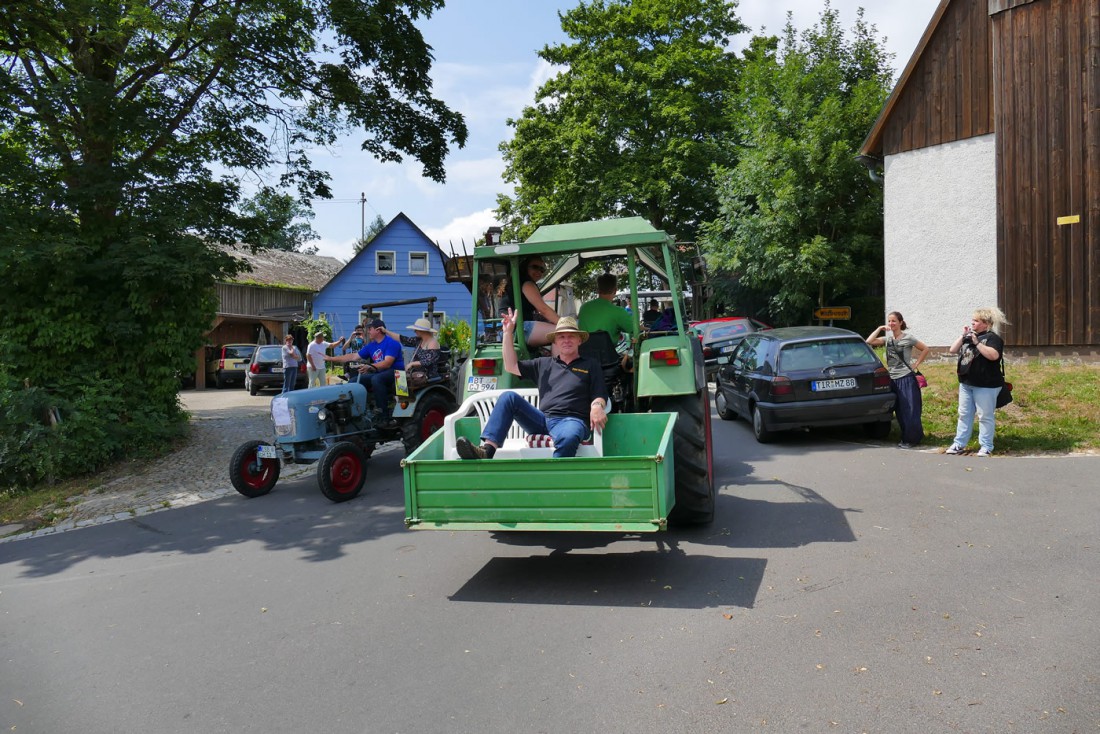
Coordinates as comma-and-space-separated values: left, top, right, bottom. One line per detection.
354, 214, 388, 254
700, 4, 893, 325
496, 0, 745, 242
240, 188, 319, 254
0, 0, 466, 487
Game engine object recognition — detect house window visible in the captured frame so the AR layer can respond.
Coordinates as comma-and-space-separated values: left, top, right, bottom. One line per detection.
359, 310, 382, 327
409, 252, 429, 275
375, 251, 395, 274
423, 311, 445, 331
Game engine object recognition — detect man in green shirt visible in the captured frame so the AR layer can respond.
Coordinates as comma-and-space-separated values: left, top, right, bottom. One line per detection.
578, 273, 635, 342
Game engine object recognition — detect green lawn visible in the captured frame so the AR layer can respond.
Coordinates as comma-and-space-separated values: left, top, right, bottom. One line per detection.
900, 358, 1100, 453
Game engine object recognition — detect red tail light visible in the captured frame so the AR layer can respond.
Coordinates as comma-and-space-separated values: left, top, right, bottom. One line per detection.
473, 358, 497, 376
299, 363, 306, 374
250, 363, 260, 374
702, 346, 715, 359
873, 367, 891, 388
649, 349, 681, 367
769, 376, 793, 397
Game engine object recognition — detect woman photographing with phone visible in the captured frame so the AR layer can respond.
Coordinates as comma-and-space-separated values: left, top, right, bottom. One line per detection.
945, 306, 1009, 457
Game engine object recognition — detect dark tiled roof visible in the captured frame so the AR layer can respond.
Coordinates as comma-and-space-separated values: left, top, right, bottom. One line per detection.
221, 244, 343, 291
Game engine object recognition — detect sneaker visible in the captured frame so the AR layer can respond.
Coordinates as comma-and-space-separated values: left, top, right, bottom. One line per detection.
897, 442, 913, 450
945, 444, 965, 455
456, 436, 492, 460
976, 447, 993, 457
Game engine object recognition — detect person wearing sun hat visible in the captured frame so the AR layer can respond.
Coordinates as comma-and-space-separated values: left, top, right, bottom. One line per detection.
382, 317, 442, 382
456, 310, 610, 460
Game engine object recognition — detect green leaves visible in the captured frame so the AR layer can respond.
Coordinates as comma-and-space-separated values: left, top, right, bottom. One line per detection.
701, 4, 893, 325
498, 0, 744, 241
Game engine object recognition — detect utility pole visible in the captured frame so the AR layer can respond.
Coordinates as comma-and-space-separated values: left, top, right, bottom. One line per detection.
360, 192, 366, 243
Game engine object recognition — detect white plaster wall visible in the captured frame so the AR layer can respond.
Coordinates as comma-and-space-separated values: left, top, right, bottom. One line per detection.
883, 134, 998, 347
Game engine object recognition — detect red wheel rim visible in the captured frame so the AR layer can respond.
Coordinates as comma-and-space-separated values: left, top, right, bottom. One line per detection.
328, 452, 364, 495
420, 407, 447, 441
237, 452, 276, 490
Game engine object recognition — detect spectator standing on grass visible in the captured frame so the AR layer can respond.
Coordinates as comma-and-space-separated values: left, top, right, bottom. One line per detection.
866, 311, 930, 449
945, 306, 1009, 457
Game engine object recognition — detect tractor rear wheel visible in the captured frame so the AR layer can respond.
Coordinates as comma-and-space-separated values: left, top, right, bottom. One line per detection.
318, 441, 368, 502
402, 391, 456, 455
652, 391, 715, 525
229, 440, 280, 498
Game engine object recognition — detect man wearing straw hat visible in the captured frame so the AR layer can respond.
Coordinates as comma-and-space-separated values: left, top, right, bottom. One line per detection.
456, 309, 610, 460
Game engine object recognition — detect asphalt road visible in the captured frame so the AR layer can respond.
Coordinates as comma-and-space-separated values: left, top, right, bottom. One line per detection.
1, 412, 1097, 733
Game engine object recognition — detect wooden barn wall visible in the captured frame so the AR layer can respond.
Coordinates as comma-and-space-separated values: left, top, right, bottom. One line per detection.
215, 283, 313, 317
883, 0, 995, 155
993, 0, 1099, 347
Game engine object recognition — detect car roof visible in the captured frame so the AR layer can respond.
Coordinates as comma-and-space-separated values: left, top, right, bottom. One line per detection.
753, 326, 861, 343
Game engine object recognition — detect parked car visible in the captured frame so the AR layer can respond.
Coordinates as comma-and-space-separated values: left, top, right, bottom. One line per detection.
244, 344, 307, 395
713, 326, 895, 443
694, 317, 765, 379
205, 343, 258, 388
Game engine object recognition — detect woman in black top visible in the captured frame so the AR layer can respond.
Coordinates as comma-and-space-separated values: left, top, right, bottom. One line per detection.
517, 256, 560, 347
945, 306, 1009, 457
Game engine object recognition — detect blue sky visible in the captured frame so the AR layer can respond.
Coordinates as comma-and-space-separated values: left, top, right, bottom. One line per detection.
307, 0, 941, 260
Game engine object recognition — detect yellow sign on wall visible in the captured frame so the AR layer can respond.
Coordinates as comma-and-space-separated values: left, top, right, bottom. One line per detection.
814, 307, 852, 320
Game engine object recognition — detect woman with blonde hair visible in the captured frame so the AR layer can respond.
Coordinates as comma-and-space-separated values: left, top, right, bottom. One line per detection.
945, 306, 1010, 457
866, 311, 930, 448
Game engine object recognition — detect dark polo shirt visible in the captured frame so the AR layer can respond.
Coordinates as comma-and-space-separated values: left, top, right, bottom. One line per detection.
518, 355, 609, 421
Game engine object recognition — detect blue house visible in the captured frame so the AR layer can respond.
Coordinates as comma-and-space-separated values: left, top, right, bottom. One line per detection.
311, 213, 472, 340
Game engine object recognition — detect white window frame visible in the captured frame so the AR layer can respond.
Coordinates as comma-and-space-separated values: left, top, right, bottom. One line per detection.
359, 310, 383, 326
408, 251, 429, 275
375, 251, 395, 275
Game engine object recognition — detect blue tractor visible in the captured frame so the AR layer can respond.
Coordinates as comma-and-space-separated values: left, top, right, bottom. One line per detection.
229, 298, 460, 502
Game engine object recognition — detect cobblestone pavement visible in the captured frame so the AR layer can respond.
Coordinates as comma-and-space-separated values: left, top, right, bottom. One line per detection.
1, 388, 398, 543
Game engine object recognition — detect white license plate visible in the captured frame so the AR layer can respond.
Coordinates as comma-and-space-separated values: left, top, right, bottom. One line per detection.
256, 444, 277, 459
467, 376, 498, 392
721, 344, 738, 353
272, 367, 283, 373
812, 378, 857, 392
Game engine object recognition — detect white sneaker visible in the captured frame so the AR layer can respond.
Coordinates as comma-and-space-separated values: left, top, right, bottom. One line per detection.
945, 444, 964, 455
976, 447, 993, 457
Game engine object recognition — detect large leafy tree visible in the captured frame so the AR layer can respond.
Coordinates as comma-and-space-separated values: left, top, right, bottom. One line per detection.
0, 0, 466, 486
700, 5, 893, 326
496, 0, 745, 243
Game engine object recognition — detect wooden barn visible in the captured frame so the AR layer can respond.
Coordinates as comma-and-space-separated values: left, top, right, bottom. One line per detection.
310, 212, 472, 339
860, 0, 1098, 350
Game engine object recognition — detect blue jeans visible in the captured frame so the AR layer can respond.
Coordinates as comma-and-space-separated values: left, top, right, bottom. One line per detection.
481, 391, 589, 458
952, 383, 999, 452
362, 367, 396, 419
281, 366, 297, 394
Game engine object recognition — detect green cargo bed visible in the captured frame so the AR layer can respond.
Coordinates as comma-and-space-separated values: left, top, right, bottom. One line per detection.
402, 413, 676, 532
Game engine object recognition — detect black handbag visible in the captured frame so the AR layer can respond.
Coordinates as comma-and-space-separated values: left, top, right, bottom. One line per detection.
995, 358, 1013, 409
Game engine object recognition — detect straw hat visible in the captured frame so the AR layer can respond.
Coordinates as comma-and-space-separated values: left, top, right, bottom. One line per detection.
407, 317, 438, 334
546, 316, 589, 343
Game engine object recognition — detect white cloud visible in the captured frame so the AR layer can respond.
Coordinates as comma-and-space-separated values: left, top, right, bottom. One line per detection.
422, 208, 501, 253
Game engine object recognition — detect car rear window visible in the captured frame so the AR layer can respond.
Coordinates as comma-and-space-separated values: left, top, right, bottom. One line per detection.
705, 321, 751, 340
224, 345, 256, 359
257, 346, 282, 360
778, 339, 875, 372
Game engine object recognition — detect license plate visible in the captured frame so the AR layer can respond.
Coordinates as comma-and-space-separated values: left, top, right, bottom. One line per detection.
812, 378, 857, 391
721, 344, 738, 353
467, 376, 498, 392
256, 444, 277, 459
272, 367, 283, 373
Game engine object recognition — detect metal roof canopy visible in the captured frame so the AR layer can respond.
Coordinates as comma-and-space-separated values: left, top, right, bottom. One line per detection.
473, 217, 675, 290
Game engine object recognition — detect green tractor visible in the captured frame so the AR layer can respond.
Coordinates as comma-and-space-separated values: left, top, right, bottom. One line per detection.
403, 217, 716, 530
